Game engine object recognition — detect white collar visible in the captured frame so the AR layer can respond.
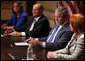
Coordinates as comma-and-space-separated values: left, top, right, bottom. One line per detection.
34, 16, 41, 22
60, 21, 68, 27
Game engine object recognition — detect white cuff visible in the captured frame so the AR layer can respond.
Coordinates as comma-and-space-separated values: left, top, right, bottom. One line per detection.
21, 32, 26, 36
35, 38, 38, 40
42, 42, 46, 48
35, 38, 46, 48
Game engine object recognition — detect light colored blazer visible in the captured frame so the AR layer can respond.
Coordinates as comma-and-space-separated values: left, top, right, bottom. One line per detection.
55, 34, 84, 60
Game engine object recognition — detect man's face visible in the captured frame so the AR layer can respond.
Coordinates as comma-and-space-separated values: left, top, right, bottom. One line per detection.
32, 5, 42, 17
54, 12, 65, 25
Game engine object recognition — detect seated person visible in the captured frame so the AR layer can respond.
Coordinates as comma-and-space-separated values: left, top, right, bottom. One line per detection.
4, 3, 50, 38
25, 7, 73, 51
1, 1, 29, 30
47, 14, 84, 60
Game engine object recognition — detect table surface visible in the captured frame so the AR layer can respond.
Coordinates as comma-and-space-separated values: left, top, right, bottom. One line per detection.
1, 36, 48, 60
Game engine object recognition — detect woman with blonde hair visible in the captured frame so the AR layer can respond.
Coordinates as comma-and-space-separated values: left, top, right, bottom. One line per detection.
47, 14, 84, 60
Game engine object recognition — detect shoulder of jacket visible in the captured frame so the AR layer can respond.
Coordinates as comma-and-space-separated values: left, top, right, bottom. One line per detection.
22, 12, 28, 17
63, 24, 71, 31
79, 34, 84, 39
77, 34, 84, 44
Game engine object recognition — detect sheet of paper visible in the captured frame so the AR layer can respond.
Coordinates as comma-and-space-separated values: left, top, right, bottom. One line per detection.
1, 34, 4, 37
15, 42, 28, 46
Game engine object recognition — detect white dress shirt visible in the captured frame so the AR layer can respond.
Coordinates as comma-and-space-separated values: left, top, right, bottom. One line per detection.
21, 16, 41, 36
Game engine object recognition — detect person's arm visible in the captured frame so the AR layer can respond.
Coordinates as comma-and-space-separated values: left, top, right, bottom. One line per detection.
15, 19, 27, 32
54, 34, 75, 54
5, 26, 13, 29
54, 48, 68, 54
54, 35, 84, 60
1, 23, 7, 29
8, 16, 30, 36
15, 25, 26, 32
25, 19, 50, 37
38, 37, 48, 42
1, 23, 14, 30
21, 32, 26, 36
45, 31, 73, 51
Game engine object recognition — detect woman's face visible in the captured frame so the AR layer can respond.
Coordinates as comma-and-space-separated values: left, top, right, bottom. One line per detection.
13, 3, 20, 13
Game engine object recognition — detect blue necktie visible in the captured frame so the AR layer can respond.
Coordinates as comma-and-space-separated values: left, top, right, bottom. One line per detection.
47, 26, 59, 42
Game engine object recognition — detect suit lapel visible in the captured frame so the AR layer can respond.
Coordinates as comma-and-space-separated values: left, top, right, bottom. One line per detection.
33, 15, 43, 28
54, 22, 69, 42
28, 17, 35, 30
47, 25, 58, 39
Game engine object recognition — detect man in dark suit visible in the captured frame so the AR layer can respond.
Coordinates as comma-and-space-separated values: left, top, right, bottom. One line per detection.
26, 6, 73, 51
6, 3, 50, 38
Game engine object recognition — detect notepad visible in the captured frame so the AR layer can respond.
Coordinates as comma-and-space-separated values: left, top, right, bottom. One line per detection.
15, 42, 28, 46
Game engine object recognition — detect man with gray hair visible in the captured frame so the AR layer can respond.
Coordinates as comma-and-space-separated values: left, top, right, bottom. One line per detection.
5, 3, 50, 37
26, 6, 73, 51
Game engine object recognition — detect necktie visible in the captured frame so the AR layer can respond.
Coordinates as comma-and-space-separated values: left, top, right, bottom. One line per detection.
29, 19, 36, 31
47, 26, 59, 42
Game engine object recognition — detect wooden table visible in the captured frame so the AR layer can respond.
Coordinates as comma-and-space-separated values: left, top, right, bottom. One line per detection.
1, 36, 48, 60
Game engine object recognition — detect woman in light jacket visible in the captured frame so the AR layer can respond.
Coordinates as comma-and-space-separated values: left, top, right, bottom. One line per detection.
47, 13, 84, 60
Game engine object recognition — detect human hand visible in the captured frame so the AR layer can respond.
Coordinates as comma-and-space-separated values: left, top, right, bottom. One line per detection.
9, 31, 22, 36
3, 33, 11, 37
4, 29, 14, 34
25, 37, 42, 47
25, 37, 32, 43
3, 29, 15, 37
47, 51, 57, 60
1, 24, 7, 29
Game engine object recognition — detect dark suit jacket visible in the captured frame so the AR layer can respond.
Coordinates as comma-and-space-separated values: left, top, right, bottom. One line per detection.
15, 14, 50, 38
39, 22, 74, 51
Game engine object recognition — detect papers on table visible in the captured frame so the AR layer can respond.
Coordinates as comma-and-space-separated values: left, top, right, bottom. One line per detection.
15, 42, 28, 46
1, 34, 4, 37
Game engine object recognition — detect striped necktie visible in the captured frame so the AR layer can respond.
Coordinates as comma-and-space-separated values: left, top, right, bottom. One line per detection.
47, 26, 59, 42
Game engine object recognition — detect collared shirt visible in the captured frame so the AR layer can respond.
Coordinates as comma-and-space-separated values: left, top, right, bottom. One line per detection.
51, 21, 68, 43
29, 16, 41, 31
21, 16, 41, 36
42, 21, 68, 48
